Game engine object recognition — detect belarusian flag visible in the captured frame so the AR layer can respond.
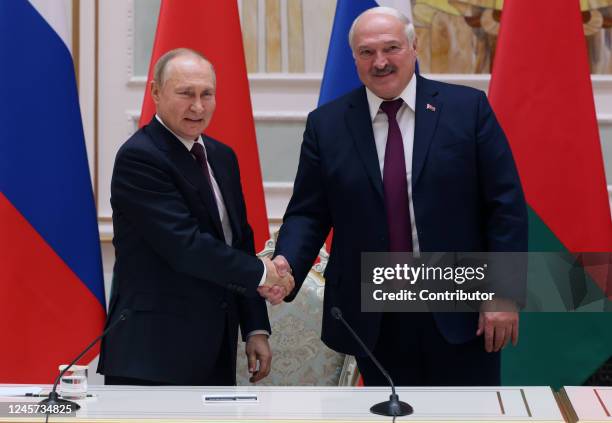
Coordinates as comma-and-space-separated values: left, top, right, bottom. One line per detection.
489, 0, 612, 388
139, 0, 269, 249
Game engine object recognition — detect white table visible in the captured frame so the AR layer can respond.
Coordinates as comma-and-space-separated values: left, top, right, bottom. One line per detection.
0, 385, 564, 422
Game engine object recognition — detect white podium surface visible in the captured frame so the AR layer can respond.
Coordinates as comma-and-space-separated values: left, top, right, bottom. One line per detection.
560, 386, 612, 422
0, 385, 563, 422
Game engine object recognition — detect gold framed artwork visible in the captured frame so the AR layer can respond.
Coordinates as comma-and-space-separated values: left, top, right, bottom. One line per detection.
414, 0, 612, 73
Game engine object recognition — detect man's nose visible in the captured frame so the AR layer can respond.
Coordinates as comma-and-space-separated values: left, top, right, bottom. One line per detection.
373, 51, 388, 69
191, 97, 205, 112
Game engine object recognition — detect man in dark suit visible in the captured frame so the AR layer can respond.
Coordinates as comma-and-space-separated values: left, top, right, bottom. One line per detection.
273, 7, 527, 386
98, 48, 293, 386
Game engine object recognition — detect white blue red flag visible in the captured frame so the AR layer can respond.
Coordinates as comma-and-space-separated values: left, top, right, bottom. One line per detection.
0, 0, 105, 382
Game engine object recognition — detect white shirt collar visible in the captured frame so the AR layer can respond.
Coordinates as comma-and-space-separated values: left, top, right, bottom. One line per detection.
365, 74, 417, 122
155, 114, 204, 153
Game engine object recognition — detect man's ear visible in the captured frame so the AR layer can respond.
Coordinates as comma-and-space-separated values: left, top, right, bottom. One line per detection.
150, 80, 160, 104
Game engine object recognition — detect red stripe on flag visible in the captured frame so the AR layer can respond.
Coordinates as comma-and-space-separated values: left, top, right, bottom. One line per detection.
0, 193, 106, 383
489, 0, 612, 254
139, 0, 269, 250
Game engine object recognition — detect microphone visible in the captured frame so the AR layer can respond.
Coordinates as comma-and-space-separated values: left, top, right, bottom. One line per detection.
330, 306, 413, 417
40, 309, 131, 412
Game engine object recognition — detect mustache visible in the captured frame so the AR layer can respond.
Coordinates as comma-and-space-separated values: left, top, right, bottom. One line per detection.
371, 65, 396, 76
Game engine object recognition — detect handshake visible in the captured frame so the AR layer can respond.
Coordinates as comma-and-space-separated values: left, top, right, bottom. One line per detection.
257, 255, 294, 305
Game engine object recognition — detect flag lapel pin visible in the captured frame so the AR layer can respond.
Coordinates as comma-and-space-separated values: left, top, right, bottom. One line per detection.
426, 103, 436, 112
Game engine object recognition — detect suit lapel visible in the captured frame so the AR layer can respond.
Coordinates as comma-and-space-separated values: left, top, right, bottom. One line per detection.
345, 88, 384, 201
145, 118, 225, 239
412, 76, 442, 187
204, 138, 242, 245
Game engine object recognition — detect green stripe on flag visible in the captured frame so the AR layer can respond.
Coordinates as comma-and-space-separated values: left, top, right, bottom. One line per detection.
502, 207, 612, 389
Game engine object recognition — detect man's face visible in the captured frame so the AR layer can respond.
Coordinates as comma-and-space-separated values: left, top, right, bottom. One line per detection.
151, 55, 216, 140
352, 13, 416, 100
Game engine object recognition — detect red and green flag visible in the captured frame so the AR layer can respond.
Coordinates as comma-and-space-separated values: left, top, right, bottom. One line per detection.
489, 0, 612, 388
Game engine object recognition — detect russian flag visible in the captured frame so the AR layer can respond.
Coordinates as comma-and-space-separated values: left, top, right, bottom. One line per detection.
319, 0, 413, 106
0, 0, 106, 383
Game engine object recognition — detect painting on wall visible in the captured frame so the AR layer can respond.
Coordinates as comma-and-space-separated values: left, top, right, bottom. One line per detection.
414, 0, 612, 73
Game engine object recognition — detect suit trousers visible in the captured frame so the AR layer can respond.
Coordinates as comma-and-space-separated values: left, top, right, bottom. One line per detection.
355, 312, 500, 386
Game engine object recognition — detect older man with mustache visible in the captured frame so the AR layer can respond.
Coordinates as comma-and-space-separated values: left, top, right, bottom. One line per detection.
273, 7, 527, 386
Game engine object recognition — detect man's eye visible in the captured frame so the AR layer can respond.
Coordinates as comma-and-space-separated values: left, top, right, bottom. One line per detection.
360, 50, 372, 57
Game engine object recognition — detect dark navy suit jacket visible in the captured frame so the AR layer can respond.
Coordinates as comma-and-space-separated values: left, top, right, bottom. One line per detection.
275, 75, 527, 356
98, 117, 270, 384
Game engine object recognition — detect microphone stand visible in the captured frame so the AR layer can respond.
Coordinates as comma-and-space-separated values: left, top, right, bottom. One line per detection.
331, 307, 413, 417
40, 310, 130, 411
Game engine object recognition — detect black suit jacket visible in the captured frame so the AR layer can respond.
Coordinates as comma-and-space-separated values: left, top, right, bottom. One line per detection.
275, 76, 527, 356
98, 117, 270, 384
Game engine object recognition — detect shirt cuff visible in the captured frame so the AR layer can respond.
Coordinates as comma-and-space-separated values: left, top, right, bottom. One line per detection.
247, 330, 270, 338
258, 259, 267, 286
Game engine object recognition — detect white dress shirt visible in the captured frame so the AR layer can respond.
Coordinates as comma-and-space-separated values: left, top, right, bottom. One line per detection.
365, 76, 421, 252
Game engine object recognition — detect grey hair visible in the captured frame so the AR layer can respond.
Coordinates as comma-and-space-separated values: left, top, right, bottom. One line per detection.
348, 6, 416, 51
153, 47, 216, 86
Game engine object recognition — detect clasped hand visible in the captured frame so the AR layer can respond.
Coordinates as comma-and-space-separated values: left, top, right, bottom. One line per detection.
257, 256, 295, 305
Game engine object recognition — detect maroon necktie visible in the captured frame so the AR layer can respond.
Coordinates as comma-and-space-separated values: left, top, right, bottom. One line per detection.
191, 143, 213, 187
381, 99, 413, 252
190, 142, 221, 223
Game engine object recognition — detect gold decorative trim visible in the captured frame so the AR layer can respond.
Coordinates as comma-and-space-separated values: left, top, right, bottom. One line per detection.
0, 419, 398, 423
265, 0, 281, 72
72, 0, 80, 81
94, 0, 99, 209
287, 0, 304, 73
242, 0, 259, 73
496, 390, 505, 415
555, 388, 578, 423
594, 388, 611, 417
520, 388, 533, 418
